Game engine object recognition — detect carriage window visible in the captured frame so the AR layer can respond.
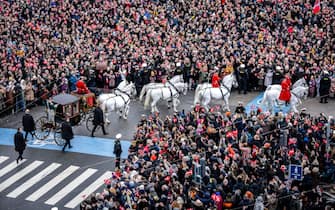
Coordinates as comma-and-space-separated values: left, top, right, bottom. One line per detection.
64, 105, 71, 116
73, 102, 79, 114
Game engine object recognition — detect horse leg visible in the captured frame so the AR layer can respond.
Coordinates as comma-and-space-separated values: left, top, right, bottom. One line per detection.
173, 99, 178, 112
202, 97, 210, 112
123, 104, 130, 119
105, 112, 111, 124
223, 96, 230, 112
151, 99, 157, 113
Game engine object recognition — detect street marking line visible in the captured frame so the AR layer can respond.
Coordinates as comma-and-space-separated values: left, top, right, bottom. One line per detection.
26, 165, 80, 202
44, 168, 97, 206
0, 159, 27, 178
0, 161, 44, 192
0, 156, 9, 164
7, 163, 61, 198
64, 171, 112, 209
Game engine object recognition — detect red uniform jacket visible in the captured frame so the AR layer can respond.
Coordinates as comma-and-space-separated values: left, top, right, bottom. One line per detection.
212, 73, 220, 88
279, 77, 291, 101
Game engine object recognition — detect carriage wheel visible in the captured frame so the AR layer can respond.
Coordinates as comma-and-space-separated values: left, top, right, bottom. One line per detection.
35, 116, 51, 140
79, 110, 86, 125
54, 128, 65, 146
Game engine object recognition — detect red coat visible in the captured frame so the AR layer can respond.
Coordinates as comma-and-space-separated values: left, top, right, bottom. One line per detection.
212, 73, 220, 88
279, 77, 291, 101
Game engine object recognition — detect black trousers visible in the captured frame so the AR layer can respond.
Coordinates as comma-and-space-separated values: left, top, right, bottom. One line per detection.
320, 92, 329, 103
238, 78, 248, 94
62, 138, 72, 151
91, 124, 107, 136
17, 150, 24, 161
115, 156, 121, 168
24, 131, 34, 141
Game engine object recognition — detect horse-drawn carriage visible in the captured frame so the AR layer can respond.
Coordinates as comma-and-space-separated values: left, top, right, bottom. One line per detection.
34, 93, 95, 145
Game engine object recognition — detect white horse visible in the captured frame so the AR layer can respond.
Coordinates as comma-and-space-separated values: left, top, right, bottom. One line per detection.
193, 73, 238, 111
97, 81, 136, 121
139, 75, 184, 101
144, 81, 188, 113
261, 85, 309, 113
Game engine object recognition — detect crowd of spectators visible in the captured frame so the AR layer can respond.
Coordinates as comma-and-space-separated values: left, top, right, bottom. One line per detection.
80, 104, 335, 210
1, 0, 335, 116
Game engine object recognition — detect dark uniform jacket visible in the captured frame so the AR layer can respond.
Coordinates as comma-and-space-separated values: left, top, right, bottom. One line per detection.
22, 114, 35, 132
14, 131, 26, 152
61, 121, 74, 140
319, 75, 331, 96
113, 140, 122, 157
93, 107, 104, 125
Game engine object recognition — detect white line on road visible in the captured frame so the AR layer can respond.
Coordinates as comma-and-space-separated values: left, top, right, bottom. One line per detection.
64, 171, 112, 209
0, 161, 43, 192
7, 163, 61, 198
26, 165, 80, 202
0, 159, 27, 178
45, 168, 97, 206
0, 156, 9, 164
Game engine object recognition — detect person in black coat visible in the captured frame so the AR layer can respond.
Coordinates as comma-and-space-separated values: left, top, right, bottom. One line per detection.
91, 103, 107, 137
61, 116, 73, 152
236, 64, 249, 94
22, 109, 35, 141
319, 71, 331, 103
14, 127, 26, 164
113, 133, 123, 168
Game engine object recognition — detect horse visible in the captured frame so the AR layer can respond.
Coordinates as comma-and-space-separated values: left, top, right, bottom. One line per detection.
260, 85, 309, 113
139, 75, 184, 101
143, 81, 188, 113
97, 81, 137, 121
193, 73, 238, 111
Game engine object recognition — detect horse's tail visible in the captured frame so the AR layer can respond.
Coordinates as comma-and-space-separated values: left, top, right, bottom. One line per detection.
139, 85, 147, 102
265, 85, 272, 91
194, 88, 203, 106
194, 84, 202, 104
144, 89, 152, 109
260, 91, 267, 107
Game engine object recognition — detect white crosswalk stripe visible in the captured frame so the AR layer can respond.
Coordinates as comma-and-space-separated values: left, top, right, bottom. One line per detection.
0, 156, 9, 164
1, 158, 112, 209
26, 165, 80, 202
0, 159, 27, 178
64, 171, 113, 208
45, 168, 97, 206
7, 163, 61, 198
0, 161, 44, 192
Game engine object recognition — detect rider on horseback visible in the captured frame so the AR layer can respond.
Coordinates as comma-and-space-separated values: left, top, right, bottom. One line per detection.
279, 73, 292, 106
211, 72, 220, 88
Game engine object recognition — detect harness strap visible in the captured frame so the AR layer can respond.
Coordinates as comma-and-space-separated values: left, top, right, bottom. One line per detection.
167, 81, 181, 94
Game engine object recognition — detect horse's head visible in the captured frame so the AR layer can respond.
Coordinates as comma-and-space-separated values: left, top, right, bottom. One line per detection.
292, 77, 307, 89
223, 73, 238, 89
116, 80, 128, 90
293, 86, 309, 100
129, 82, 137, 98
169, 75, 184, 84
